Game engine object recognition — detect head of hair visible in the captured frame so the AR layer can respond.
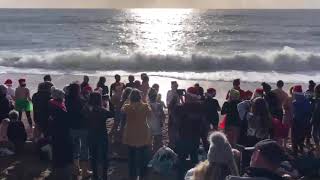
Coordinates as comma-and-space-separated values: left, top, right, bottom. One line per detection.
128, 75, 135, 82
89, 92, 102, 107
309, 80, 316, 89
130, 89, 142, 103
152, 83, 159, 92
68, 82, 81, 99
121, 87, 133, 102
115, 74, 121, 82
141, 74, 149, 82
9, 110, 19, 121
43, 74, 51, 82
276, 80, 284, 88
252, 97, 272, 128
261, 82, 272, 93
233, 79, 240, 87
97, 76, 106, 86
148, 88, 158, 102
83, 75, 89, 83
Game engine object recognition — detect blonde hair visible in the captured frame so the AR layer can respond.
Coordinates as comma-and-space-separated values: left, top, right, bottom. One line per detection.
192, 160, 238, 180
192, 132, 239, 180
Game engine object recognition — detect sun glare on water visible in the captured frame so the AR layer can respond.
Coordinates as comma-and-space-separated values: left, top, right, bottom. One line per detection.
126, 9, 193, 55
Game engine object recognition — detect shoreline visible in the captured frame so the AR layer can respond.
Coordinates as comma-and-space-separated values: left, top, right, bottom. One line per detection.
0, 72, 307, 104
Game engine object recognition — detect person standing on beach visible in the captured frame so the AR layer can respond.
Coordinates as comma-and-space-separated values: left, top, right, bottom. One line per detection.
0, 85, 13, 124
147, 88, 165, 153
166, 81, 182, 148
305, 80, 316, 147
110, 74, 125, 141
80, 75, 90, 93
96, 76, 109, 96
221, 89, 241, 147
272, 80, 288, 113
140, 73, 150, 102
48, 88, 73, 180
4, 79, 15, 102
65, 83, 90, 178
292, 85, 312, 155
83, 92, 113, 180
126, 75, 135, 88
174, 86, 206, 180
261, 82, 282, 121
15, 79, 33, 129
43, 75, 54, 91
32, 82, 52, 137
226, 79, 246, 101
121, 89, 151, 180
203, 88, 221, 131
311, 84, 320, 155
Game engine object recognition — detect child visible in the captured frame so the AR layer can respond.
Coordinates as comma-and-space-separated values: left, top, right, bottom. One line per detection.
204, 88, 221, 130
4, 79, 15, 102
15, 79, 33, 129
7, 110, 27, 154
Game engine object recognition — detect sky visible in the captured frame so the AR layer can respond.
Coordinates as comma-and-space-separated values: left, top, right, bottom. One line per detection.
0, 0, 320, 9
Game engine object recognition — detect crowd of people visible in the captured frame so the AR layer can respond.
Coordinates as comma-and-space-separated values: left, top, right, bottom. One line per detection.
0, 73, 320, 180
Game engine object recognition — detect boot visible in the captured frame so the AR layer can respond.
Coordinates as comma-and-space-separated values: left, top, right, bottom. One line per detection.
80, 161, 92, 179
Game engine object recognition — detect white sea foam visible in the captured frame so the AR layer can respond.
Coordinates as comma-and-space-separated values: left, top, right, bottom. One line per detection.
0, 47, 319, 72
0, 47, 319, 83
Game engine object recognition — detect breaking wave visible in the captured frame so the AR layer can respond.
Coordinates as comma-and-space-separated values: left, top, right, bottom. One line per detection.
0, 46, 319, 72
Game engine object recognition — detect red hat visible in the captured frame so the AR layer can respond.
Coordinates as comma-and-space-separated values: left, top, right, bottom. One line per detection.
255, 88, 264, 95
207, 88, 216, 94
187, 87, 198, 95
293, 85, 303, 95
4, 79, 12, 85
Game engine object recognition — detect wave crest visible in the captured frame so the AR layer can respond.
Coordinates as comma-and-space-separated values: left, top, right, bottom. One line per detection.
0, 47, 319, 72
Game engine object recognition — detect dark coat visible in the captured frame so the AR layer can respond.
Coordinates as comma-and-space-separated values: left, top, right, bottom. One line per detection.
221, 100, 241, 127
32, 91, 51, 133
0, 95, 12, 123
48, 101, 73, 168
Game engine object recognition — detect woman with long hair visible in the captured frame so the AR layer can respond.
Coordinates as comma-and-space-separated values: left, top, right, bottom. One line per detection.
185, 132, 239, 180
121, 89, 151, 180
65, 82, 90, 178
83, 92, 113, 179
247, 97, 272, 146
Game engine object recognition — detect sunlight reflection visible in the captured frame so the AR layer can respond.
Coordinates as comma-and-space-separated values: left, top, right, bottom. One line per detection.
126, 9, 193, 55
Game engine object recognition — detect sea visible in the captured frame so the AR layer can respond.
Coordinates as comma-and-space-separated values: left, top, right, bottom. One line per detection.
0, 9, 320, 83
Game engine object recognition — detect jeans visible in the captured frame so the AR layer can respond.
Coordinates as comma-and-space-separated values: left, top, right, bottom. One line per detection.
175, 139, 199, 180
312, 124, 320, 145
89, 131, 109, 180
128, 146, 149, 179
70, 129, 89, 161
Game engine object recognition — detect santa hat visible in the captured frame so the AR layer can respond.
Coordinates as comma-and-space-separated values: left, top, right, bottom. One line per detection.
253, 88, 264, 98
187, 87, 198, 95
4, 79, 12, 86
206, 88, 216, 97
293, 85, 303, 95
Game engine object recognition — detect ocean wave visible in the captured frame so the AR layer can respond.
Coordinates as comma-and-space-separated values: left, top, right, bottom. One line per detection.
0, 46, 319, 72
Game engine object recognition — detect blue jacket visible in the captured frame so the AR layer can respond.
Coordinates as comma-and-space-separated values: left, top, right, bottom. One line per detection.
292, 94, 312, 125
